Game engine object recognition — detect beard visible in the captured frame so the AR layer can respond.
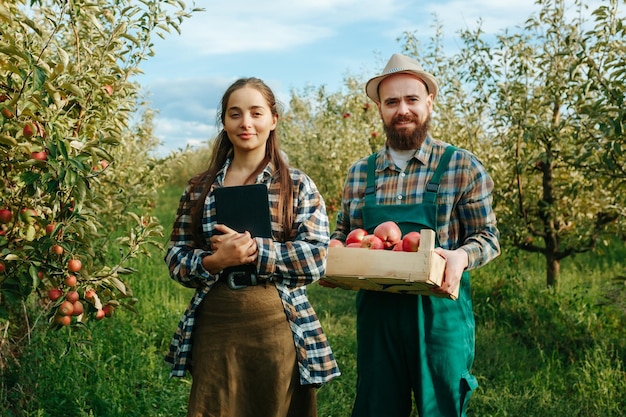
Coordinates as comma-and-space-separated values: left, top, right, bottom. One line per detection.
383, 113, 431, 151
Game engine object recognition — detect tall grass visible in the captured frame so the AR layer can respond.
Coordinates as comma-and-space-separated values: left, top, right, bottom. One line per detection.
1, 183, 625, 416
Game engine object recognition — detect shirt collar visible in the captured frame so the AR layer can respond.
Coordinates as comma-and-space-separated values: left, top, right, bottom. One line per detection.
217, 158, 275, 186
383, 134, 434, 168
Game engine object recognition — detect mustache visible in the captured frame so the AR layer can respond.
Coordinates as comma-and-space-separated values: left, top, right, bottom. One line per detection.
391, 114, 419, 125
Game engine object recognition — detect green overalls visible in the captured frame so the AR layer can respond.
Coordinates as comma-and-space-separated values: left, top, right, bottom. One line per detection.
351, 147, 478, 417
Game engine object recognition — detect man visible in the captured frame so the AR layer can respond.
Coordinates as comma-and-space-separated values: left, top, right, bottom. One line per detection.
330, 53, 500, 417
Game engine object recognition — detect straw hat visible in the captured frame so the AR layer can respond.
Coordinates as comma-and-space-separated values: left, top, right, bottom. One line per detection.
365, 53, 439, 102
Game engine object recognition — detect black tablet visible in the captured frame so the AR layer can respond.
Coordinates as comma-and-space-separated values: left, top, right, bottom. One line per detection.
213, 183, 272, 238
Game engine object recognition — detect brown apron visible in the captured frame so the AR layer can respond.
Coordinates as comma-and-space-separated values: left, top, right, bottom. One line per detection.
187, 280, 316, 417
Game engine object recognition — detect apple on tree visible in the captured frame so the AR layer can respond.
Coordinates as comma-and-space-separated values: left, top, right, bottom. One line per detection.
0, 209, 12, 224
95, 309, 105, 320
23, 123, 36, 139
30, 151, 47, 161
55, 314, 71, 326
45, 222, 56, 235
68, 259, 82, 273
66, 290, 79, 303
65, 274, 77, 287
72, 301, 84, 316
373, 221, 402, 249
58, 300, 74, 316
48, 288, 62, 301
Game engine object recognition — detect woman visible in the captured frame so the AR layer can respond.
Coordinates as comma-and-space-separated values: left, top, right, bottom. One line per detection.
165, 77, 340, 417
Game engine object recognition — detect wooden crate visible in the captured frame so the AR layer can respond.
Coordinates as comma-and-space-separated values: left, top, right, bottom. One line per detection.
322, 229, 458, 300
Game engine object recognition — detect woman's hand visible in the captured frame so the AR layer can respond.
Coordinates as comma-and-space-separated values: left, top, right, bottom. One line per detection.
202, 224, 258, 274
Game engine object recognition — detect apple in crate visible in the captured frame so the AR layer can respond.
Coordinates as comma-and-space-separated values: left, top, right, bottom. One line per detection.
329, 239, 344, 247
401, 231, 421, 252
373, 221, 402, 249
346, 228, 367, 245
360, 234, 385, 249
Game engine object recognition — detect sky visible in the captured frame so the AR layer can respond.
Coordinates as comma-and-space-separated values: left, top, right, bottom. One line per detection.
135, 0, 607, 156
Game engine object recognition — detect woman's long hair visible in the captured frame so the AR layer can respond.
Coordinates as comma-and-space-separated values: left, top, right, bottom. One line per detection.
190, 78, 293, 246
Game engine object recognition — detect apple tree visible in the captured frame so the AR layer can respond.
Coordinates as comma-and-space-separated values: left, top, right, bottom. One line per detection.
281, 77, 385, 221
453, 0, 626, 286
0, 0, 198, 348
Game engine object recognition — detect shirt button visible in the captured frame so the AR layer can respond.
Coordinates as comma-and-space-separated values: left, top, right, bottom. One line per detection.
400, 172, 406, 178
397, 195, 403, 200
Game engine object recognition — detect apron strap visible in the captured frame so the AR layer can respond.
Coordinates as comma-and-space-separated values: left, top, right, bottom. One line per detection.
365, 153, 377, 206
364, 147, 457, 205
423, 145, 457, 205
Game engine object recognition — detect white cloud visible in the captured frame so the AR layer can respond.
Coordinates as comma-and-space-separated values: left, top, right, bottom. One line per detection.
156, 0, 405, 55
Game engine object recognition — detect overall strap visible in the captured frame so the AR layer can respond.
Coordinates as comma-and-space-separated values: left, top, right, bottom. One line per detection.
364, 153, 377, 206
422, 145, 457, 205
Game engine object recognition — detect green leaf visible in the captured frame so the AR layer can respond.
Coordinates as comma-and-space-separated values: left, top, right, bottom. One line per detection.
20, 171, 40, 185
109, 277, 127, 295
0, 134, 18, 147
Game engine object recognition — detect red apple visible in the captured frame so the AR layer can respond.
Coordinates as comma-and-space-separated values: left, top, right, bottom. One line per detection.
95, 309, 105, 320
66, 290, 79, 303
401, 231, 421, 252
23, 123, 35, 138
45, 223, 56, 235
1, 107, 14, 119
72, 301, 84, 316
346, 242, 361, 248
0, 209, 12, 224
55, 314, 71, 326
346, 228, 368, 246
103, 85, 113, 96
392, 242, 404, 251
84, 288, 96, 301
103, 304, 115, 317
58, 300, 74, 316
68, 259, 82, 273
65, 274, 77, 287
51, 244, 64, 255
48, 288, 63, 301
30, 151, 47, 161
329, 239, 344, 248
360, 234, 385, 249
0, 262, 5, 273
373, 221, 402, 249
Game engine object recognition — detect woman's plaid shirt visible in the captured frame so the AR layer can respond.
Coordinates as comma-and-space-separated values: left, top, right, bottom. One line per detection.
164, 160, 340, 385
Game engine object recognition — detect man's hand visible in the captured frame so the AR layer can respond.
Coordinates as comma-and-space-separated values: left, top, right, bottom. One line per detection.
318, 279, 338, 289
432, 247, 468, 295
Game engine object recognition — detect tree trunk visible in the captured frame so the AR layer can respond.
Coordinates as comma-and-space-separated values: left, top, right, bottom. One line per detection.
546, 255, 560, 287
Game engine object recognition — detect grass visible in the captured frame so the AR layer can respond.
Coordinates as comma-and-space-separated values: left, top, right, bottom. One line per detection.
1, 184, 625, 416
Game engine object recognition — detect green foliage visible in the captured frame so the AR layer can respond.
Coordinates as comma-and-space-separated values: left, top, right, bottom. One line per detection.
452, 0, 626, 286
0, 0, 198, 370
1, 183, 624, 416
281, 79, 384, 219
